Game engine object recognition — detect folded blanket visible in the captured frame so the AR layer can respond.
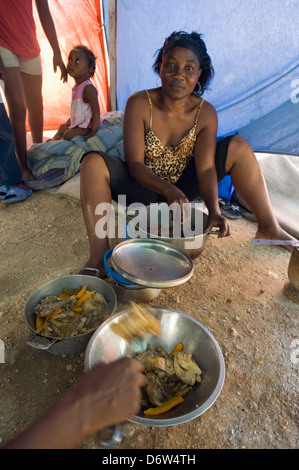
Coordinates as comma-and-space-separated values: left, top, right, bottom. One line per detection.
27, 116, 124, 190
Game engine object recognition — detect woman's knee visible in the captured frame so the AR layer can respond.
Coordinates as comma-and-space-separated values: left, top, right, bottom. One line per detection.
80, 152, 110, 181
229, 135, 253, 155
225, 135, 254, 171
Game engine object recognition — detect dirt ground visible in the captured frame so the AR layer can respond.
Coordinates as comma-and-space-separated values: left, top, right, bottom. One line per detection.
0, 190, 298, 450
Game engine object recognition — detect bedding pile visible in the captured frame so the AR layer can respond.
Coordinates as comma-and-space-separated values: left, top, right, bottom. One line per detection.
27, 112, 124, 190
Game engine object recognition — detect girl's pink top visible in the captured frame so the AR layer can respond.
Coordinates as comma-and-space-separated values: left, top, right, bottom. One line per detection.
69, 79, 102, 129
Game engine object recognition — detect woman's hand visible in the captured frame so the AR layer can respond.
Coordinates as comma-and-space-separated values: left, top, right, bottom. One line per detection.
164, 185, 189, 206
76, 357, 145, 435
163, 185, 191, 223
205, 210, 230, 237
53, 53, 67, 82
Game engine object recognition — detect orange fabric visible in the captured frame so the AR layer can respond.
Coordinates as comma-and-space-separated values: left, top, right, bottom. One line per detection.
0, 0, 40, 60
32, 0, 110, 131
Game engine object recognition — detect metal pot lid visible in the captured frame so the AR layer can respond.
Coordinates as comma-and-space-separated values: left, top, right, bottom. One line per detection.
110, 239, 193, 288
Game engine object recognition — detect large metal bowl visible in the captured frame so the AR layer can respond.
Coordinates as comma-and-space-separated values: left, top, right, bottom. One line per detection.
24, 275, 117, 355
127, 204, 219, 260
85, 307, 225, 426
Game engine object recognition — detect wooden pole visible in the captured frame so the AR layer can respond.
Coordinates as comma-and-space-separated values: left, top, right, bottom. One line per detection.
108, 0, 117, 110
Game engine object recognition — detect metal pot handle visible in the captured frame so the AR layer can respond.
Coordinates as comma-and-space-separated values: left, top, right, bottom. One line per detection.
104, 247, 135, 286
27, 332, 58, 350
95, 425, 122, 448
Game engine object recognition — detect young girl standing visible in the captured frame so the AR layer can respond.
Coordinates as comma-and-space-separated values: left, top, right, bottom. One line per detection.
52, 45, 101, 141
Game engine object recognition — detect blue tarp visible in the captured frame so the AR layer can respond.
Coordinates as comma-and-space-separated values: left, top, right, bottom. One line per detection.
102, 0, 299, 155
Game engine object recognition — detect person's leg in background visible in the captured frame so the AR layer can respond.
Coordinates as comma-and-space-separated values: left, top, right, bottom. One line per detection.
0, 95, 32, 203
21, 55, 43, 144
0, 100, 22, 188
0, 50, 43, 182
2, 66, 33, 181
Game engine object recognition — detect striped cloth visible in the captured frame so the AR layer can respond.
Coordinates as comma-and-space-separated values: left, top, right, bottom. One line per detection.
27, 115, 124, 190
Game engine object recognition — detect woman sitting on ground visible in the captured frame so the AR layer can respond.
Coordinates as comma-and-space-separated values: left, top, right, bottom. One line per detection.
79, 31, 295, 278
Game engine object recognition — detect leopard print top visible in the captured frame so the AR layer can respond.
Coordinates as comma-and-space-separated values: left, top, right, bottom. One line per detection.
144, 90, 204, 183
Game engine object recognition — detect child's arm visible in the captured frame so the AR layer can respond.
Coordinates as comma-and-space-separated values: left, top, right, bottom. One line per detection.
51, 119, 70, 140
83, 85, 100, 139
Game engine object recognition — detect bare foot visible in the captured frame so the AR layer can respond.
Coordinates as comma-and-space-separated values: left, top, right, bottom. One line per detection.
21, 169, 35, 182
255, 227, 298, 251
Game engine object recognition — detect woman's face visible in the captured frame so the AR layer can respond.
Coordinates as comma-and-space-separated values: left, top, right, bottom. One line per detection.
160, 46, 202, 98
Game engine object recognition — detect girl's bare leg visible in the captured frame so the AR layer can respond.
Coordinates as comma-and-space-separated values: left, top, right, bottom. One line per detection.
63, 127, 89, 140
80, 152, 111, 277
226, 136, 296, 244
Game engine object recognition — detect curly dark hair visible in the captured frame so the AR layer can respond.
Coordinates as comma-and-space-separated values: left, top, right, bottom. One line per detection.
153, 31, 214, 96
73, 45, 96, 77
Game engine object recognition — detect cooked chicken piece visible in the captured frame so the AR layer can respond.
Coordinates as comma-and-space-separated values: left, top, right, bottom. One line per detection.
145, 371, 170, 406
65, 316, 88, 337
173, 352, 202, 385
147, 356, 175, 378
42, 323, 60, 338
35, 295, 76, 317
135, 350, 161, 368
82, 292, 108, 313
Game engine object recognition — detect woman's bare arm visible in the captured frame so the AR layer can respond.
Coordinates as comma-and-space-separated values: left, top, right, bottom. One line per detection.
35, 0, 67, 82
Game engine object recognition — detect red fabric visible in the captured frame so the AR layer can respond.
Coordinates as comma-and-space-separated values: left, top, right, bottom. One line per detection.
0, 0, 40, 59
33, 0, 110, 131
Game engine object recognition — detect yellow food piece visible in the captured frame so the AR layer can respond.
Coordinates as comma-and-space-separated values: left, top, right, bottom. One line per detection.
144, 395, 184, 415
46, 308, 63, 320
36, 320, 49, 334
170, 342, 183, 355
76, 290, 96, 307
35, 315, 43, 330
70, 306, 83, 313
36, 307, 63, 333
57, 292, 70, 299
76, 284, 88, 299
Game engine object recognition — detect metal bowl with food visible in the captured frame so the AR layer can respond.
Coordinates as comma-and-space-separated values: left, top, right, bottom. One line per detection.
24, 275, 117, 355
127, 204, 219, 260
85, 307, 225, 427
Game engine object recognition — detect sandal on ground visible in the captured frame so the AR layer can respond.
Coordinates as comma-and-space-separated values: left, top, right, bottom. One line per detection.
79, 267, 101, 277
219, 200, 241, 219
2, 187, 32, 204
0, 185, 9, 199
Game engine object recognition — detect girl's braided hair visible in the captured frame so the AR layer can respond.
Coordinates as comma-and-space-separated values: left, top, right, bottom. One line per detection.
73, 45, 96, 77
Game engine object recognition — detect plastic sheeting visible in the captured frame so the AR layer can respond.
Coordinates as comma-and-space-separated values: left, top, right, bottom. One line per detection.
114, 0, 299, 154
34, 0, 110, 131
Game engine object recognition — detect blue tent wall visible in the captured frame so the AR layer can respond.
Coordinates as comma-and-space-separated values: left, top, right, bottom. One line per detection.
102, 0, 299, 155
